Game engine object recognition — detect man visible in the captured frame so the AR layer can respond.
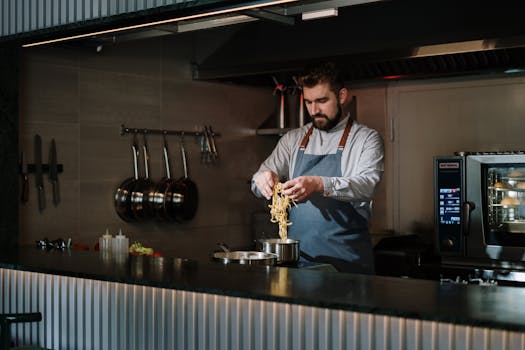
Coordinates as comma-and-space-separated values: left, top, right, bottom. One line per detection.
251, 62, 384, 274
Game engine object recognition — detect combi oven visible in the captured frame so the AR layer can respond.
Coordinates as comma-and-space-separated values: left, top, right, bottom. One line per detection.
434, 152, 525, 270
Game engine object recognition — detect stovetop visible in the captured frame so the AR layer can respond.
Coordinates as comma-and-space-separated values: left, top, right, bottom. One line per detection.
437, 264, 525, 287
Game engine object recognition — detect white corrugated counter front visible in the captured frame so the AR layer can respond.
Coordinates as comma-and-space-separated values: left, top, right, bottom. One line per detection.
1, 248, 525, 349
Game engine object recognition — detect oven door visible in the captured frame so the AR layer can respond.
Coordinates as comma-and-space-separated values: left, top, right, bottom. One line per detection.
466, 154, 525, 261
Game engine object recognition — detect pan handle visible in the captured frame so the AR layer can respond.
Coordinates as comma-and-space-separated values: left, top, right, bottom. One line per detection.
180, 136, 188, 179
142, 133, 150, 179
163, 134, 171, 179
132, 135, 139, 180
217, 242, 230, 253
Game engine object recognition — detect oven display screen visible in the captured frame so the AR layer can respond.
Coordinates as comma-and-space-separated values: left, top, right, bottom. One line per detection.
439, 188, 461, 224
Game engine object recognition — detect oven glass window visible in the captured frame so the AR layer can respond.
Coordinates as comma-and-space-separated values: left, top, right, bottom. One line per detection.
486, 165, 525, 244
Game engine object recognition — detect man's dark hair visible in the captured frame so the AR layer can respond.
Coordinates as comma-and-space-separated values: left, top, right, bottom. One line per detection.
298, 62, 344, 94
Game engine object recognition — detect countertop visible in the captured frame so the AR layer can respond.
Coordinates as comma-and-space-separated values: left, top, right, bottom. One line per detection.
2, 247, 525, 332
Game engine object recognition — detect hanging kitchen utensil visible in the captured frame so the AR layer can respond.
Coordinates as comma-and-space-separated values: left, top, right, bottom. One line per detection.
20, 151, 29, 203
199, 130, 207, 163
34, 134, 45, 212
131, 133, 156, 221
206, 125, 218, 160
48, 138, 60, 206
114, 135, 140, 222
203, 126, 212, 163
169, 135, 198, 222
152, 134, 177, 221
273, 76, 286, 129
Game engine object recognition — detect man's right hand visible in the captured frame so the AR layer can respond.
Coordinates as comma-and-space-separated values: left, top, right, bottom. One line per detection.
254, 170, 279, 200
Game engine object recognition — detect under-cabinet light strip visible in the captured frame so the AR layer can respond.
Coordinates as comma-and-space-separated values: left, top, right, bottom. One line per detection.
22, 0, 299, 48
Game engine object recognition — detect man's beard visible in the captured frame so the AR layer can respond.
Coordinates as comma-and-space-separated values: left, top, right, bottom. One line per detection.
311, 105, 343, 131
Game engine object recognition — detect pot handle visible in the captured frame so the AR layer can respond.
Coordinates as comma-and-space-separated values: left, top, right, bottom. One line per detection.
217, 242, 230, 253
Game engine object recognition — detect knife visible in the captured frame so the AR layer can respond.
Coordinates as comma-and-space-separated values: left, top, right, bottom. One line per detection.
207, 126, 218, 160
20, 151, 29, 203
49, 138, 60, 206
34, 134, 45, 212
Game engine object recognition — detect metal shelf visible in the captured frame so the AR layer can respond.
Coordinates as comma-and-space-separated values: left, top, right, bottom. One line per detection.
255, 128, 291, 136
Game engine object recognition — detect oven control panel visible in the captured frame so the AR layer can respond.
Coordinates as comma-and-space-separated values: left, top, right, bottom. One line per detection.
434, 157, 464, 254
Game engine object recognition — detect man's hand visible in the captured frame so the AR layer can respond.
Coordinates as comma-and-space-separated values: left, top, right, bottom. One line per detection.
282, 176, 323, 202
254, 170, 279, 200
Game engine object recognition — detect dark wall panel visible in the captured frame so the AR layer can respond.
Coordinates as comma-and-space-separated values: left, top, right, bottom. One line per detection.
0, 44, 19, 249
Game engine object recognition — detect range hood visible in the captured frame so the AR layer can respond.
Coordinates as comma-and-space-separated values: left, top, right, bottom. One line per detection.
19, 0, 525, 84
194, 37, 525, 84
190, 1, 525, 84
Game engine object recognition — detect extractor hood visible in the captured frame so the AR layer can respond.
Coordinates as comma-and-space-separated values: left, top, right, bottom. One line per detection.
191, 1, 525, 84
18, 0, 525, 84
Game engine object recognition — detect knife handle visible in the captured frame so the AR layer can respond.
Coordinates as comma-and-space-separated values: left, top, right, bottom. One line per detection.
21, 175, 29, 203
37, 186, 45, 212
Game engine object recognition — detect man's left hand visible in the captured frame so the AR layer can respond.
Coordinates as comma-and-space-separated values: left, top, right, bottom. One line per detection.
282, 176, 323, 202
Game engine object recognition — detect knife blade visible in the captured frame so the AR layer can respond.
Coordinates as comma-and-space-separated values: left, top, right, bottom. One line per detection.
49, 138, 60, 206
34, 134, 45, 212
20, 151, 29, 203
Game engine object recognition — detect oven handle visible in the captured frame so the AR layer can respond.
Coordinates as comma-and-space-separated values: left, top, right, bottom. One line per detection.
462, 201, 476, 237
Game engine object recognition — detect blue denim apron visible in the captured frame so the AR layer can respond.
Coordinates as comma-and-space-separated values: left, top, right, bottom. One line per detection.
288, 120, 375, 274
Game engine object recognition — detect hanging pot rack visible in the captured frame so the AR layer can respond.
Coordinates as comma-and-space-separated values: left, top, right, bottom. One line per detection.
120, 124, 220, 138
120, 124, 219, 162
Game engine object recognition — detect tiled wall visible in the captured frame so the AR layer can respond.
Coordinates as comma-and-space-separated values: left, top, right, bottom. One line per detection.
18, 30, 394, 262
18, 33, 280, 261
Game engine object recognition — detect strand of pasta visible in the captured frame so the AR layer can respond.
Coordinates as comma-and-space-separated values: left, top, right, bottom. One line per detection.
269, 183, 296, 240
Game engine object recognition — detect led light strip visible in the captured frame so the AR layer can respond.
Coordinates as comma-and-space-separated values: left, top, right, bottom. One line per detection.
22, 0, 299, 48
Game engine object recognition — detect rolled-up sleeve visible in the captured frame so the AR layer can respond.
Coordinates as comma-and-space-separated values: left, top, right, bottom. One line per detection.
251, 132, 295, 197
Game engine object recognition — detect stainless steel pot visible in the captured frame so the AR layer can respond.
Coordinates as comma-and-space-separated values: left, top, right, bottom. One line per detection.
256, 238, 300, 264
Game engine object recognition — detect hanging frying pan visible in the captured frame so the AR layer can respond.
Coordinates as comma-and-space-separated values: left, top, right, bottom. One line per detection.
152, 134, 177, 221
168, 136, 198, 222
130, 133, 156, 221
114, 135, 139, 222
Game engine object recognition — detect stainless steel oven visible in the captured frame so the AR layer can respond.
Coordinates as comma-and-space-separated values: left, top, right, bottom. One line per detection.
434, 152, 525, 271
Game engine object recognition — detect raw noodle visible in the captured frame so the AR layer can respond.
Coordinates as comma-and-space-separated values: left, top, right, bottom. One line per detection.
269, 183, 296, 240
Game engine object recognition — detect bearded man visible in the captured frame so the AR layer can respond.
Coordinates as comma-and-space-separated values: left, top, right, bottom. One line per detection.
252, 62, 384, 274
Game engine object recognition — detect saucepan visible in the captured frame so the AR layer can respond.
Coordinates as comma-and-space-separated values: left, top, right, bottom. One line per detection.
130, 134, 156, 221
114, 135, 139, 222
256, 238, 300, 265
212, 243, 277, 266
168, 137, 198, 222
152, 134, 177, 221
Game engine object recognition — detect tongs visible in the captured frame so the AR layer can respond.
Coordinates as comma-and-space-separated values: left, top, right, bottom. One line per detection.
200, 125, 218, 163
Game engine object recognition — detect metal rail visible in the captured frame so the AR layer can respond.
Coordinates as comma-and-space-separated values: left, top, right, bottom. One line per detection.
120, 124, 220, 138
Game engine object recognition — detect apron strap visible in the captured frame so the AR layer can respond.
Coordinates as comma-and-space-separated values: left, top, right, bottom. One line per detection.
299, 126, 314, 150
299, 118, 353, 150
338, 118, 353, 150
